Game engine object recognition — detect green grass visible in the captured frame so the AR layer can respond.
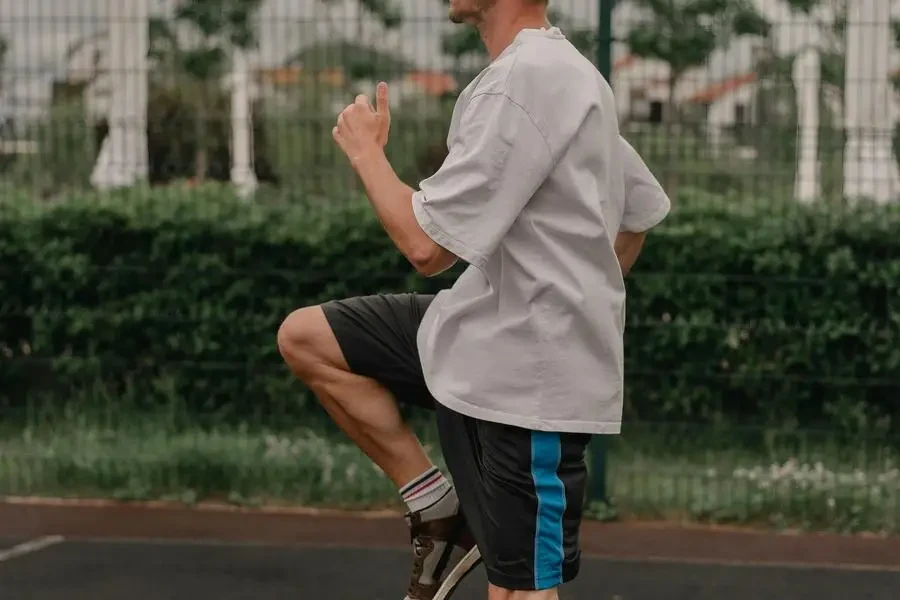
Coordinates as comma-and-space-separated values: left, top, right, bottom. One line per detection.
1, 416, 897, 534
0, 420, 412, 509
604, 423, 900, 533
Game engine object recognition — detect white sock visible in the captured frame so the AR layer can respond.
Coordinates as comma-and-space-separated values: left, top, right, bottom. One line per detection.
400, 466, 454, 515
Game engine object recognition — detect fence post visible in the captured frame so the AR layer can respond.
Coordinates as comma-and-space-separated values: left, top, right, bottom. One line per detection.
587, 0, 615, 508
596, 0, 614, 83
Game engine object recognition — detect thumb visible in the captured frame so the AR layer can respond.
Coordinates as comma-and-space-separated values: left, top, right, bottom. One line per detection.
376, 82, 390, 118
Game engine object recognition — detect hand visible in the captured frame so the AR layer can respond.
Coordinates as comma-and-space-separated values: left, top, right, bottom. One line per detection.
333, 82, 391, 165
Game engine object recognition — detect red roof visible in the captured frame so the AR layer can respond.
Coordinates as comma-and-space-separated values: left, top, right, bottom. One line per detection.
406, 71, 458, 96
688, 72, 758, 103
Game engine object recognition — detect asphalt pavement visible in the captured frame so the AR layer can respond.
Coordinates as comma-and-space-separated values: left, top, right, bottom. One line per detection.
1, 537, 899, 600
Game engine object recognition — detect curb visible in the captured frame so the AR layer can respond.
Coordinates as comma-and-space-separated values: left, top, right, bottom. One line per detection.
1, 496, 401, 519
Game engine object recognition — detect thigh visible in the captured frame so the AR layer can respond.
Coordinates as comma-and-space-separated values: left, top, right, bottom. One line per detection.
321, 293, 435, 410
436, 404, 590, 592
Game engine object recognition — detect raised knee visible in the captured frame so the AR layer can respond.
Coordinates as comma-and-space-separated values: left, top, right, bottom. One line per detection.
276, 306, 323, 368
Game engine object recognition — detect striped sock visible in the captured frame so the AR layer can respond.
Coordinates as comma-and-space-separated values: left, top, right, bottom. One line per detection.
400, 466, 454, 515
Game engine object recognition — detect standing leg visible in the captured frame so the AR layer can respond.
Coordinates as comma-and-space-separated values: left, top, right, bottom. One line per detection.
435, 402, 590, 600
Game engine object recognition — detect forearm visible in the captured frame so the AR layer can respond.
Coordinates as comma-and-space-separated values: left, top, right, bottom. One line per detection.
614, 230, 647, 276
351, 147, 446, 271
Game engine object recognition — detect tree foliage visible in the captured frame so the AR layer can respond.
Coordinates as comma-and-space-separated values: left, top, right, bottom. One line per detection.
625, 0, 769, 194
626, 0, 770, 81
148, 0, 263, 181
304, 0, 404, 81
321, 0, 403, 30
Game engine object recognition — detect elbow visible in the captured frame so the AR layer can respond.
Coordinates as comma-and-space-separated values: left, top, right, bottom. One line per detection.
414, 265, 442, 278
408, 242, 440, 276
615, 231, 648, 277
411, 259, 438, 277
408, 241, 454, 277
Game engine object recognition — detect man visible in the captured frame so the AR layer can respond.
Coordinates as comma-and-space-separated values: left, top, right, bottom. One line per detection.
277, 0, 671, 599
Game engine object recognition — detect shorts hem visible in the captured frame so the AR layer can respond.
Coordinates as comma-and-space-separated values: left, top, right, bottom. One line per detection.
319, 300, 361, 374
485, 561, 580, 591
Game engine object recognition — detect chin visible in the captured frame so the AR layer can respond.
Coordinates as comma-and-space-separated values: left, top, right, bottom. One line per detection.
448, 0, 480, 25
448, 9, 467, 24
448, 10, 479, 25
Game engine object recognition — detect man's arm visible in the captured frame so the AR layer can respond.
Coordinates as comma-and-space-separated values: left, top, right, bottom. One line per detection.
331, 88, 456, 276
334, 88, 555, 278
614, 230, 647, 276
350, 151, 457, 276
616, 136, 671, 276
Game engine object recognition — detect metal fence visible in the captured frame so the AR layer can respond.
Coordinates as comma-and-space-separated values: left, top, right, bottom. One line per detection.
0, 0, 898, 204
1, 1, 899, 533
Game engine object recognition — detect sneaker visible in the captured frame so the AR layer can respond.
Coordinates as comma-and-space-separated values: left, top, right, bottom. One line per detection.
403, 509, 482, 600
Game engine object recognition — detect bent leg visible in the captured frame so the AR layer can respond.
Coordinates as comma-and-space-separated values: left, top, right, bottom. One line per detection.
278, 294, 480, 600
276, 297, 432, 486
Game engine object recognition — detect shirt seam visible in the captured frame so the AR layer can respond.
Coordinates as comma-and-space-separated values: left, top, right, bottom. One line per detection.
467, 90, 555, 166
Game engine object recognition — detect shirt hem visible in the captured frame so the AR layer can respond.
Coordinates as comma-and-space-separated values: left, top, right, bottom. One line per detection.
432, 392, 622, 435
412, 190, 488, 270
620, 203, 671, 233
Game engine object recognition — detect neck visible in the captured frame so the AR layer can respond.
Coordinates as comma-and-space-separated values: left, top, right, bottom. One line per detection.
478, 6, 550, 60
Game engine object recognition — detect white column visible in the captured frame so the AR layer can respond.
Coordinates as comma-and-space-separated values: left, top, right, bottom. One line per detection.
230, 48, 258, 199
91, 0, 150, 190
792, 48, 820, 203
843, 0, 900, 204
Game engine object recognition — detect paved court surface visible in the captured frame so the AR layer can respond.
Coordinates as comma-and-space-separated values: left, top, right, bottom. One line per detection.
1, 501, 898, 600
2, 537, 899, 600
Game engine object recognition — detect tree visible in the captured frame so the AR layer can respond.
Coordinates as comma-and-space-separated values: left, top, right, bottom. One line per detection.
777, 0, 900, 100
148, 0, 262, 182
627, 0, 770, 119
780, 0, 845, 89
286, 41, 413, 83
626, 0, 770, 191
328, 0, 402, 37
309, 0, 404, 82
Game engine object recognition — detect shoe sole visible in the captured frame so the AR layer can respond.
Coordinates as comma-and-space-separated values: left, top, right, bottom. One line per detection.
432, 546, 483, 600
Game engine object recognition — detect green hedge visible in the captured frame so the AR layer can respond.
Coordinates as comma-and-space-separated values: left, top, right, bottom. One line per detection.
1, 186, 898, 432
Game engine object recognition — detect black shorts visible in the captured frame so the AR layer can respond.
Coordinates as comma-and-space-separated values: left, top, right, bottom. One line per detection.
322, 293, 591, 591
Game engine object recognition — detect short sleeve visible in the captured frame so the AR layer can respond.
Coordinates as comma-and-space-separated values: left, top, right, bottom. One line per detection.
412, 93, 554, 270
619, 136, 671, 232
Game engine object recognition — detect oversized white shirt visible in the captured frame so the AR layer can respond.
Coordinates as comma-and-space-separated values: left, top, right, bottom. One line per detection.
412, 27, 670, 434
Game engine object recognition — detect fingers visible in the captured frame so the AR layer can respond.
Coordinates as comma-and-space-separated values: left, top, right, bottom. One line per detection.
335, 88, 383, 149
339, 99, 368, 129
332, 125, 346, 152
337, 104, 358, 133
375, 82, 390, 116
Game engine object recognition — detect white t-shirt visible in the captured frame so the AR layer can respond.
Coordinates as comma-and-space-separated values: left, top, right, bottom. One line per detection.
412, 27, 670, 434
